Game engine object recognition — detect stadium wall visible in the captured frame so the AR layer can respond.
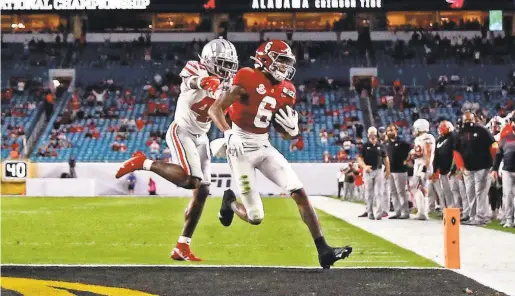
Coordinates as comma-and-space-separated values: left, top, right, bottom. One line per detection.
1, 31, 487, 43
27, 162, 353, 196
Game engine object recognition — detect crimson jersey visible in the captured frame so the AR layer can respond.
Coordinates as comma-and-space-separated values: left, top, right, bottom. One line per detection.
229, 67, 296, 134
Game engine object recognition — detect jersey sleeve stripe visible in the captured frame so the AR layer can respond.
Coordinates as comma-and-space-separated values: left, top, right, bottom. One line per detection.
183, 66, 198, 76
180, 61, 200, 78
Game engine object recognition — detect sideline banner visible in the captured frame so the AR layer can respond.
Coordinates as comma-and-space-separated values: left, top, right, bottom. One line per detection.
32, 162, 352, 196
26, 178, 95, 196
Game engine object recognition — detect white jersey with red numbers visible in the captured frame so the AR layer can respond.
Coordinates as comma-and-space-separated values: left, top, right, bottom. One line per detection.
413, 132, 436, 171
228, 67, 296, 147
174, 60, 228, 135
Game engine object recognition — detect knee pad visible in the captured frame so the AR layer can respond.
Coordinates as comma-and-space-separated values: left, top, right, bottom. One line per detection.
197, 183, 210, 201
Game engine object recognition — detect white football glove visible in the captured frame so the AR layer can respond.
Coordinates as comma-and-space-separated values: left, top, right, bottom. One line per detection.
274, 106, 299, 137
224, 129, 245, 157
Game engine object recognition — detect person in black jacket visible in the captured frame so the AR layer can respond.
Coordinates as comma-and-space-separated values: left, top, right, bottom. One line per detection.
453, 112, 497, 225
433, 120, 458, 209
385, 124, 411, 219
450, 118, 469, 219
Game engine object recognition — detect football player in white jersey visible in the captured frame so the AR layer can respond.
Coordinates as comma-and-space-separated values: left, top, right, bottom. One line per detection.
115, 37, 238, 261
411, 119, 436, 220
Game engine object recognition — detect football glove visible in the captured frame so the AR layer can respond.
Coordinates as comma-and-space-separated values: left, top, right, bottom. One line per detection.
224, 129, 245, 157
274, 105, 299, 137
198, 76, 221, 95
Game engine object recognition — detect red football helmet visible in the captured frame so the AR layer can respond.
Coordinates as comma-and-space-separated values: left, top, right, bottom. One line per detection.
252, 40, 296, 81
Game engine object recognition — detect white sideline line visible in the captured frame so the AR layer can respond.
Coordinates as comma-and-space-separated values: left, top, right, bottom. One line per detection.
0, 264, 445, 270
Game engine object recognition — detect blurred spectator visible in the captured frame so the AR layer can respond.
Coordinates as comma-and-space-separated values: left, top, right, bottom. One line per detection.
148, 178, 157, 195
323, 151, 331, 163
9, 149, 19, 159
150, 140, 160, 160
111, 141, 120, 151
128, 173, 136, 195
162, 147, 171, 162
68, 156, 76, 178
320, 129, 328, 145
44, 92, 54, 122
93, 88, 106, 106
136, 117, 145, 130
120, 141, 128, 152
337, 148, 347, 162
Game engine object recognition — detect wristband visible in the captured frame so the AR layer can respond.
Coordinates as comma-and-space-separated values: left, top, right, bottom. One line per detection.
196, 76, 204, 89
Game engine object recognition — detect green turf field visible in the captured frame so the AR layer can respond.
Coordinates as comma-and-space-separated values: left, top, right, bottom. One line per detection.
1, 197, 437, 267
483, 220, 515, 234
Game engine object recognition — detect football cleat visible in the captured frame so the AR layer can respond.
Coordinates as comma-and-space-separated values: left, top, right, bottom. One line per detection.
171, 243, 202, 262
115, 151, 147, 179
219, 189, 236, 227
318, 246, 353, 269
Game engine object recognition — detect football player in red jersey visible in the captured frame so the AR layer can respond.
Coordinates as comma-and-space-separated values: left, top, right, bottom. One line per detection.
208, 40, 352, 269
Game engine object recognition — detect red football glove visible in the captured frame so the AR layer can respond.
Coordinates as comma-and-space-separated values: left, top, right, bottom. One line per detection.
199, 76, 221, 94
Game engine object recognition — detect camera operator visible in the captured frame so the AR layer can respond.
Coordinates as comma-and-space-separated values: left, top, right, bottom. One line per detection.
68, 155, 76, 178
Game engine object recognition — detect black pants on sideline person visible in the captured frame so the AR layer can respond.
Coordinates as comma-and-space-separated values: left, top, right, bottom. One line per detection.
338, 182, 344, 198
489, 180, 502, 212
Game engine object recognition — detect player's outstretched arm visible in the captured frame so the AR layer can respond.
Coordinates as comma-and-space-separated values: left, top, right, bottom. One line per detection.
209, 85, 248, 157
208, 85, 246, 132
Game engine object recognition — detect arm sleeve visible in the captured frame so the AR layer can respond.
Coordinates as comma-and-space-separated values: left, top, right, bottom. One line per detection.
358, 146, 365, 157
381, 145, 387, 158
453, 151, 465, 169
492, 141, 504, 171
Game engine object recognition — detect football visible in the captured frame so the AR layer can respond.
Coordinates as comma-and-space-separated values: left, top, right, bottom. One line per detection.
272, 105, 293, 139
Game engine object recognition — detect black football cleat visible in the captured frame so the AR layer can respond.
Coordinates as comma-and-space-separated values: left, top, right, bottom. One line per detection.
358, 212, 368, 218
219, 189, 236, 227
318, 246, 353, 269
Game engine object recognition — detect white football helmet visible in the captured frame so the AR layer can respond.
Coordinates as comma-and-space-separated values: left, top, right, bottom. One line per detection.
487, 116, 502, 134
199, 37, 238, 81
412, 119, 430, 136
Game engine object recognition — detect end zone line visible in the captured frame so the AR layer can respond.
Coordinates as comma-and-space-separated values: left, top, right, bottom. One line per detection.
0, 264, 445, 270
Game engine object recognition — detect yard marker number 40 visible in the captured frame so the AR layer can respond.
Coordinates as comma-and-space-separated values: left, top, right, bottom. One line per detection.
3, 161, 28, 180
